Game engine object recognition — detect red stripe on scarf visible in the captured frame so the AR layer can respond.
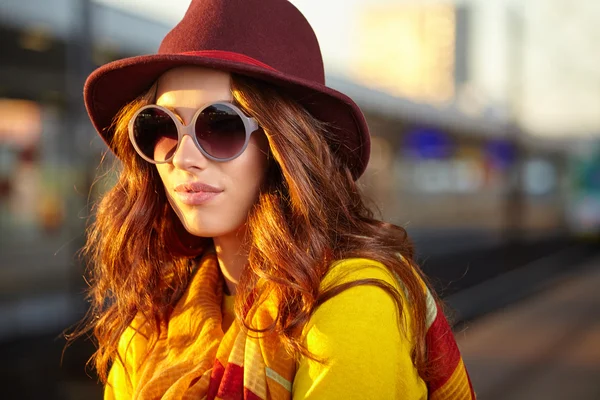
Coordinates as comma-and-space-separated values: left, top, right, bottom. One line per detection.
218, 362, 245, 399
209, 360, 264, 400
244, 387, 264, 400
207, 359, 226, 400
426, 303, 462, 392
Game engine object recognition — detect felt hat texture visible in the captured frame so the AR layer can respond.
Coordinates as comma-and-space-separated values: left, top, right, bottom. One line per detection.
84, 0, 371, 179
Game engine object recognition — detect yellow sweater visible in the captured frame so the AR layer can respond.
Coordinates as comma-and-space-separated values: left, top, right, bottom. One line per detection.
293, 258, 427, 398
107, 258, 427, 399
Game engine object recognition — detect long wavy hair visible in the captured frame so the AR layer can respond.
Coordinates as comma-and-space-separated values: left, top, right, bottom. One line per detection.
66, 72, 435, 384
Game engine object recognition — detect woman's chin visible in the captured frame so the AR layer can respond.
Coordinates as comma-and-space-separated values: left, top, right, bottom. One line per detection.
181, 218, 237, 239
182, 225, 217, 238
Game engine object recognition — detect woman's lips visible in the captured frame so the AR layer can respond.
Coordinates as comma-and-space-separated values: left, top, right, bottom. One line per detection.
174, 190, 221, 205
174, 182, 223, 205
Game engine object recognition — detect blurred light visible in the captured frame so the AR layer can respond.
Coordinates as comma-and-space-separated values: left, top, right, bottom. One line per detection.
568, 143, 600, 234
19, 25, 54, 52
485, 139, 516, 171
413, 160, 453, 193
570, 196, 600, 233
581, 158, 600, 190
453, 159, 484, 193
404, 127, 454, 159
0, 99, 42, 147
352, 4, 456, 104
523, 158, 556, 195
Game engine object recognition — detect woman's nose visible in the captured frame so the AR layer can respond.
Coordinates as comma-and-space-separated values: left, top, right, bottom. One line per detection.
171, 134, 209, 170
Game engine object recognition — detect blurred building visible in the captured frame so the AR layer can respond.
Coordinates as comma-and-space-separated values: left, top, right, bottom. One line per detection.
292, 0, 600, 138
0, 0, 174, 341
309, 0, 571, 247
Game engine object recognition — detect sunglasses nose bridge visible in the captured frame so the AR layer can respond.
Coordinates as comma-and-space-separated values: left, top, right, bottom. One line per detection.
177, 122, 207, 157
171, 129, 211, 169
180, 122, 196, 140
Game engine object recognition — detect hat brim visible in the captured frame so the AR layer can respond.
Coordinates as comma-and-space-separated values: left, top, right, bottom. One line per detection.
84, 53, 370, 179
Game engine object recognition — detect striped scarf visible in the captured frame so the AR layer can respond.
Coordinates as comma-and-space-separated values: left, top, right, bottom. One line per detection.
421, 286, 475, 399
109, 251, 475, 399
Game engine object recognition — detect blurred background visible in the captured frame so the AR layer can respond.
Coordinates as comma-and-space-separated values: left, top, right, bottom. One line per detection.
1, 0, 599, 398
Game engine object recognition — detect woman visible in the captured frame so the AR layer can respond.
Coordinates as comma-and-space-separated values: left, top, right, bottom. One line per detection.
73, 0, 475, 398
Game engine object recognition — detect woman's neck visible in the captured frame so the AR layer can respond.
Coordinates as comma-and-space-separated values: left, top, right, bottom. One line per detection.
212, 226, 249, 296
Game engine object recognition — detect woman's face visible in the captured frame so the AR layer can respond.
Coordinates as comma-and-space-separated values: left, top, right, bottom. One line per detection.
154, 66, 270, 239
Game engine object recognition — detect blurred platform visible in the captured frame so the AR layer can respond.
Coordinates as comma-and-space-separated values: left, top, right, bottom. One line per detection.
456, 256, 600, 399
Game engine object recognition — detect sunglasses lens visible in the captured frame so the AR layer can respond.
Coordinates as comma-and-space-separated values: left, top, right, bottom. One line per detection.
132, 107, 178, 162
195, 104, 247, 159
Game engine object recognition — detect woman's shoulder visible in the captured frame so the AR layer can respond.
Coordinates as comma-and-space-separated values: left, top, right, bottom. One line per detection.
293, 256, 428, 398
308, 255, 430, 349
321, 256, 437, 330
320, 256, 404, 293
310, 256, 416, 335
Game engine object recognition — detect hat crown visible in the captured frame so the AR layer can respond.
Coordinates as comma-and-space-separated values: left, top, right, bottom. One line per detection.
158, 0, 325, 84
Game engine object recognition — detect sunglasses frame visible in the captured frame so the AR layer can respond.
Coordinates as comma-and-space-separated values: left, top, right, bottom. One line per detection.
128, 101, 260, 164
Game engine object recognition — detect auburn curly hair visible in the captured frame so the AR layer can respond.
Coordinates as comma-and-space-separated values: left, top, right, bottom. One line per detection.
66, 73, 434, 384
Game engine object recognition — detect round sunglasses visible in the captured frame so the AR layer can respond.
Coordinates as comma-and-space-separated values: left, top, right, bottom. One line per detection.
128, 102, 260, 164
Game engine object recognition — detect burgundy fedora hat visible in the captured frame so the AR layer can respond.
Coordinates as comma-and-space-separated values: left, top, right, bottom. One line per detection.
84, 0, 370, 179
